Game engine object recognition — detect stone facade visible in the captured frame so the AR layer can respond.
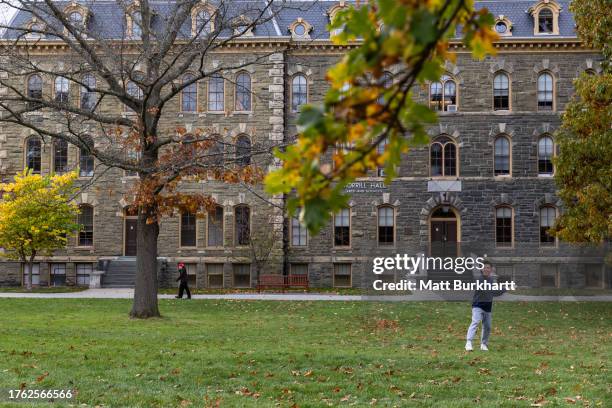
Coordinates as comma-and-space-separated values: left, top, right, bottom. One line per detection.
0, 7, 609, 290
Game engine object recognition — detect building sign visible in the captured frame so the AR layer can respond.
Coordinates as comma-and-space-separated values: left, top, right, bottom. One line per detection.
344, 181, 387, 193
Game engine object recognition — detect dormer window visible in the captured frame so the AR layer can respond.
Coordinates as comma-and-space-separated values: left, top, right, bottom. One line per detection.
493, 16, 513, 36
25, 20, 44, 40
328, 1, 348, 38
289, 18, 312, 40
232, 15, 253, 37
192, 4, 216, 37
538, 9, 553, 33
69, 12, 83, 28
63, 3, 89, 36
131, 12, 142, 39
529, 1, 561, 35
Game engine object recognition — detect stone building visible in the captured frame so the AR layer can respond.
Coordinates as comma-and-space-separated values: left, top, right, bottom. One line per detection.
0, 0, 608, 289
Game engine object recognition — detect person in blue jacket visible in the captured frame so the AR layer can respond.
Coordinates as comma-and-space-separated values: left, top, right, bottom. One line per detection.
465, 261, 506, 351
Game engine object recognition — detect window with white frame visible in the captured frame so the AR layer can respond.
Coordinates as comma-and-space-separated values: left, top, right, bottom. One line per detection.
429, 75, 457, 112
53, 138, 69, 174
26, 137, 42, 173
55, 76, 70, 104
430, 135, 457, 177
291, 74, 307, 112
494, 135, 510, 176
537, 72, 553, 111
378, 206, 394, 245
208, 74, 224, 111
81, 74, 97, 111
493, 72, 509, 110
235, 72, 251, 111
538, 135, 554, 175
78, 204, 94, 246
181, 74, 197, 112
291, 213, 307, 246
495, 206, 513, 247
539, 206, 556, 246
76, 263, 92, 285
334, 208, 350, 247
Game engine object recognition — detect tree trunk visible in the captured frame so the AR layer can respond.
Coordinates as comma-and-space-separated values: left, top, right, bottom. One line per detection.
129, 205, 161, 318
25, 259, 33, 291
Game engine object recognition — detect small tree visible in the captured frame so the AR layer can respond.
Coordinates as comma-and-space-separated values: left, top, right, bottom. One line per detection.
0, 169, 80, 290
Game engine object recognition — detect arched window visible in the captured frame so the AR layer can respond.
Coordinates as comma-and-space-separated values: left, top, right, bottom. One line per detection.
495, 206, 513, 247
377, 137, 388, 177
538, 135, 554, 175
537, 72, 553, 111
430, 75, 457, 112
494, 135, 511, 176
207, 205, 224, 247
53, 138, 68, 174
54, 77, 69, 104
539, 206, 556, 246
234, 205, 250, 246
334, 208, 350, 247
78, 204, 94, 246
235, 135, 251, 167
430, 136, 457, 177
493, 72, 509, 110
378, 71, 393, 104
194, 10, 212, 36
81, 74, 96, 111
291, 74, 307, 112
79, 146, 94, 177
27, 74, 43, 108
181, 74, 197, 112
538, 8, 553, 33
208, 74, 224, 111
25, 137, 41, 174
378, 206, 394, 245
235, 72, 251, 111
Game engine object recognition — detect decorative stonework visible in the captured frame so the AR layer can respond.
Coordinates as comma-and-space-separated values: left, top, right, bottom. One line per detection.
267, 53, 284, 143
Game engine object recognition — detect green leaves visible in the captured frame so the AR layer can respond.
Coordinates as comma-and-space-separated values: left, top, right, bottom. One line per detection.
265, 0, 498, 233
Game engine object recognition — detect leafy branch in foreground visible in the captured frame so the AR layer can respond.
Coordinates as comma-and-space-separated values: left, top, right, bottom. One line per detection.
265, 0, 497, 233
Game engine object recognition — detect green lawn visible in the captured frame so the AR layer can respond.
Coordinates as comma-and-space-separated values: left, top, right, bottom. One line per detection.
0, 300, 609, 407
0, 286, 88, 293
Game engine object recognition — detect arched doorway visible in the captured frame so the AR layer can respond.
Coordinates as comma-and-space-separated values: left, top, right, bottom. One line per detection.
123, 206, 138, 256
429, 206, 460, 257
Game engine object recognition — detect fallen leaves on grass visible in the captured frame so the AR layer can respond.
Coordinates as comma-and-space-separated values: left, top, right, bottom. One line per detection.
35, 372, 48, 382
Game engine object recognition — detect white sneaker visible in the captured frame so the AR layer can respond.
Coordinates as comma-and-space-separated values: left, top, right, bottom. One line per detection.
480, 344, 489, 351
465, 341, 473, 351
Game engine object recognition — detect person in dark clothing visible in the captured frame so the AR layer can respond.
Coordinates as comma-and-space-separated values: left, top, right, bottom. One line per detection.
175, 262, 191, 299
465, 261, 506, 351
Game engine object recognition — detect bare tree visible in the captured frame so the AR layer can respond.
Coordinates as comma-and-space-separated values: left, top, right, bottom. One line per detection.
0, 0, 293, 317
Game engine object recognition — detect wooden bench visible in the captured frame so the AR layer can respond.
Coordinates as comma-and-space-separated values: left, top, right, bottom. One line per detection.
257, 274, 309, 292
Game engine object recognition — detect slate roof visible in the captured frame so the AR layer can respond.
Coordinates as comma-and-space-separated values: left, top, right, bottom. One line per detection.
3, 1, 577, 40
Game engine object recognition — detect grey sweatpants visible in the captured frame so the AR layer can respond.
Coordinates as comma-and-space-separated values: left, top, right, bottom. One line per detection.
466, 307, 492, 345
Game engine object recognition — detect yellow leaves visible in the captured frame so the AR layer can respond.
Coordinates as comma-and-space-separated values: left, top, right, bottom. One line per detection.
469, 26, 499, 60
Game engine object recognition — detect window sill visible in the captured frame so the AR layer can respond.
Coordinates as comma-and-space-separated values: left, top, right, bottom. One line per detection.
537, 174, 554, 178
494, 175, 512, 179
74, 246, 94, 250
179, 246, 198, 250
205, 111, 225, 115
205, 246, 225, 250
495, 245, 514, 250
232, 111, 253, 115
